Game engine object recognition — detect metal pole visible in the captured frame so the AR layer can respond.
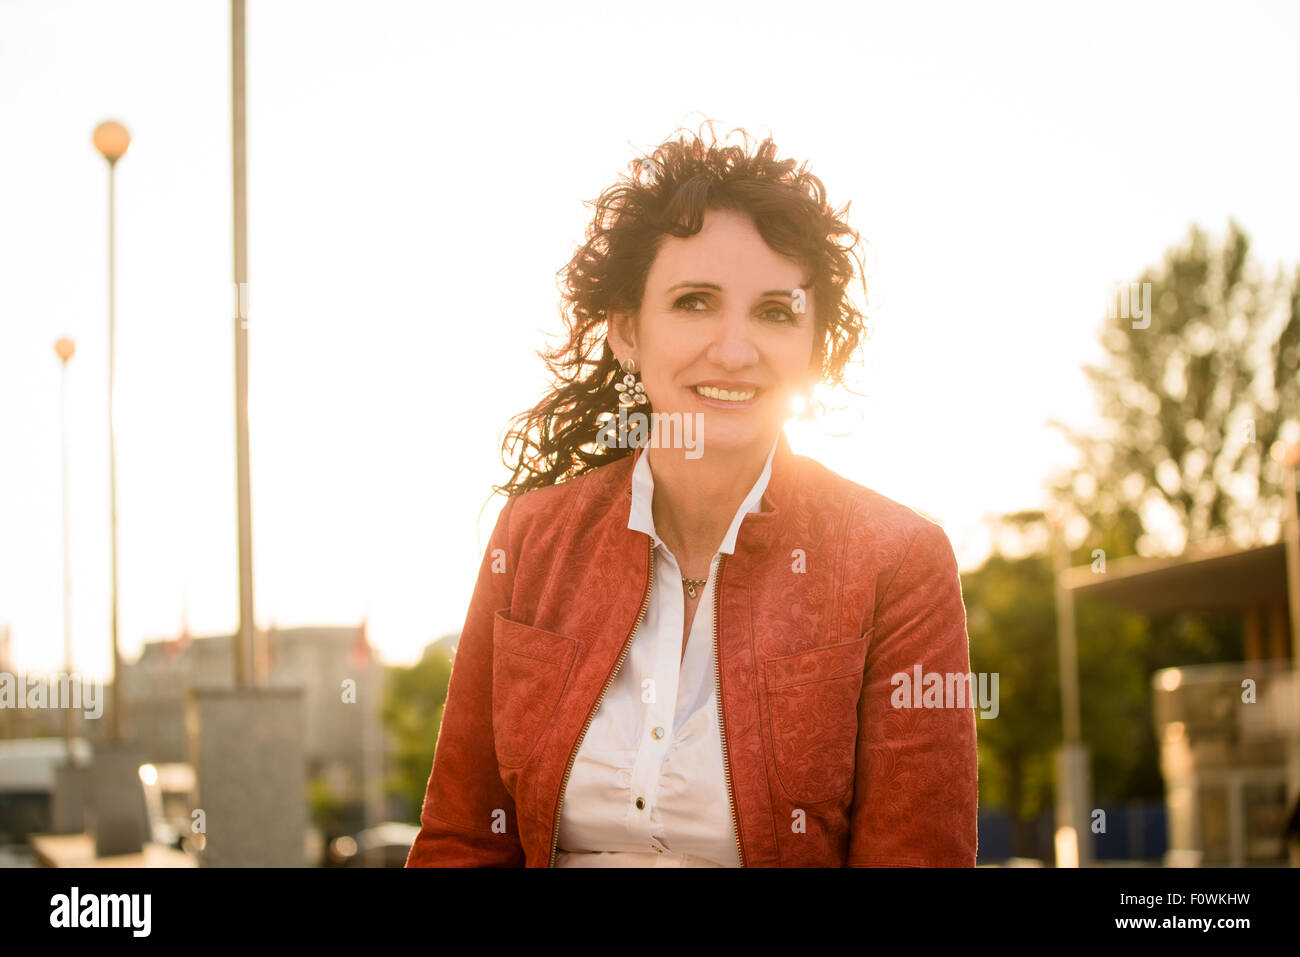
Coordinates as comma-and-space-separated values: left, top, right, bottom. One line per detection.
1054, 525, 1081, 743
1283, 461, 1300, 666
1052, 516, 1091, 865
108, 160, 123, 744
363, 658, 376, 866
59, 346, 77, 764
1282, 458, 1300, 808
232, 0, 254, 688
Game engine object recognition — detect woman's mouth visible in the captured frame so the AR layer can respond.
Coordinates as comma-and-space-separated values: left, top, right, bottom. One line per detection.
692, 384, 762, 406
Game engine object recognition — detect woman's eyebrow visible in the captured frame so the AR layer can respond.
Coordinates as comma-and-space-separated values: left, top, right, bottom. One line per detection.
667, 281, 797, 297
668, 281, 722, 292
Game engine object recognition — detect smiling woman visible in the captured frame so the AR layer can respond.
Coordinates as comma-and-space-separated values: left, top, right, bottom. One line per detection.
405, 121, 978, 868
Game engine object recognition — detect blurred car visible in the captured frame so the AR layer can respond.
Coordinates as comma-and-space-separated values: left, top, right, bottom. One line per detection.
327, 822, 420, 867
0, 737, 93, 865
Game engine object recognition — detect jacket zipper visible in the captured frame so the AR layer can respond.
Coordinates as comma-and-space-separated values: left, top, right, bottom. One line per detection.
713, 552, 746, 866
548, 536, 655, 867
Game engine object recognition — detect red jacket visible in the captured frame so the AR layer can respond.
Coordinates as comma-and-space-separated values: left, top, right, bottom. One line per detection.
406, 431, 978, 867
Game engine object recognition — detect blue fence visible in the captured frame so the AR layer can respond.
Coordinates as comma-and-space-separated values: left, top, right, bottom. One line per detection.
977, 802, 1166, 864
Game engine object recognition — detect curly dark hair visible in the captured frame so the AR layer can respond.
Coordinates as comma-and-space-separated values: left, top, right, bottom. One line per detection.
494, 120, 870, 498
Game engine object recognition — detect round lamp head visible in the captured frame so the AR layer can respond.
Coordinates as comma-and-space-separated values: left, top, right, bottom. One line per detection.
1270, 441, 1300, 467
93, 120, 131, 163
54, 337, 76, 362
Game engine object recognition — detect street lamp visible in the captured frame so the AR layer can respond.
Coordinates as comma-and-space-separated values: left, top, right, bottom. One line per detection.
93, 119, 130, 744
92, 122, 130, 165
1048, 500, 1092, 867
54, 337, 77, 765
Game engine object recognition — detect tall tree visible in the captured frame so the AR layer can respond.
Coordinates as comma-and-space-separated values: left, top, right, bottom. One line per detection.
383, 643, 454, 823
1051, 222, 1300, 552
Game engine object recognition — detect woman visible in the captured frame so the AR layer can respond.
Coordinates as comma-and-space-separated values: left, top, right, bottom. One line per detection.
405, 124, 977, 867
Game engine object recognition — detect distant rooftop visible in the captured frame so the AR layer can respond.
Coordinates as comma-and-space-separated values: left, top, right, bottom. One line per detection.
1062, 538, 1287, 614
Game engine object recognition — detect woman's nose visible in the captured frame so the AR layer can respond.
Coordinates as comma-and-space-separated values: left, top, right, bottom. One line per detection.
705, 310, 760, 370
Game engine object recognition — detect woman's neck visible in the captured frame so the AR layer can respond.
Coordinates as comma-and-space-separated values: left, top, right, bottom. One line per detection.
646, 436, 773, 574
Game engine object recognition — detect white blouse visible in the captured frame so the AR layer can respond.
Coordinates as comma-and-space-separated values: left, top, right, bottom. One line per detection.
554, 436, 778, 867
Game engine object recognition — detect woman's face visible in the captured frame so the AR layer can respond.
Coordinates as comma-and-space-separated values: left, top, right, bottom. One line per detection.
609, 207, 818, 456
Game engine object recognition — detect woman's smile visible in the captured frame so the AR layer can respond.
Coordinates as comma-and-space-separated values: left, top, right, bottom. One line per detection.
690, 381, 763, 407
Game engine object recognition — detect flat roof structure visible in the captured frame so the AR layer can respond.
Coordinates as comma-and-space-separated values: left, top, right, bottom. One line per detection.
1060, 539, 1289, 616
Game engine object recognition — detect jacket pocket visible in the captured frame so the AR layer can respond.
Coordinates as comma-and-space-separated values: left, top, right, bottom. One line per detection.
763, 635, 870, 805
491, 610, 578, 768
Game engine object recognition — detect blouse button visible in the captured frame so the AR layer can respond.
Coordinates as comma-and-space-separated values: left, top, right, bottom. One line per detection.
635, 797, 645, 810
651, 726, 665, 740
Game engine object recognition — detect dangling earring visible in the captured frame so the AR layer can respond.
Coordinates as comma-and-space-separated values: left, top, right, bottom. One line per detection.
615, 358, 648, 408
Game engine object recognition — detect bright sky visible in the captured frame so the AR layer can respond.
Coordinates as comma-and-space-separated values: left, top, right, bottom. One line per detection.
2, 0, 1298, 676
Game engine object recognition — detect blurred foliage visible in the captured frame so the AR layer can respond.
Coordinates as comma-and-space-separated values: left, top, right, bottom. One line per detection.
308, 773, 351, 836
381, 642, 454, 824
964, 547, 1061, 838
1049, 221, 1300, 550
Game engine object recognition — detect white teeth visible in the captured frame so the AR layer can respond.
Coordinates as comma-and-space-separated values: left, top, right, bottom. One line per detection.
694, 385, 757, 402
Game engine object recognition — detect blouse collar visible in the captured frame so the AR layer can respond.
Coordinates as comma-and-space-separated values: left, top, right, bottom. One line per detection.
626, 435, 780, 556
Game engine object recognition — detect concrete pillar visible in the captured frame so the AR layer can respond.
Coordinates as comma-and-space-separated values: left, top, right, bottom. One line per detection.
51, 763, 89, 834
187, 688, 305, 867
85, 742, 150, 857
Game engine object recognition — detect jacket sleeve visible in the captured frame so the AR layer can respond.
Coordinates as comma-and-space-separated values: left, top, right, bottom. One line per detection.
405, 494, 526, 867
847, 520, 979, 866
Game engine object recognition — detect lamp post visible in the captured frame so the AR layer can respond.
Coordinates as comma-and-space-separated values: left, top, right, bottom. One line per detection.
1049, 501, 1092, 867
93, 120, 130, 744
54, 337, 77, 764
1269, 441, 1300, 808
1270, 441, 1300, 665
232, 0, 254, 689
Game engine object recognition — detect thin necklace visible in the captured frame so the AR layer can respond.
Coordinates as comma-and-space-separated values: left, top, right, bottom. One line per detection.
681, 577, 707, 599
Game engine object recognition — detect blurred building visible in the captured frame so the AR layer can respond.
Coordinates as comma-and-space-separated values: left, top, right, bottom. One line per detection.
117, 624, 387, 813
1064, 535, 1299, 865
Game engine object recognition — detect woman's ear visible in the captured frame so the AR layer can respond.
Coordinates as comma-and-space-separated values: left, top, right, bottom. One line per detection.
607, 308, 637, 363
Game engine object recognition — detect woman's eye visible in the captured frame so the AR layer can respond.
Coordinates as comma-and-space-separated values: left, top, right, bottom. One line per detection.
672, 296, 794, 322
